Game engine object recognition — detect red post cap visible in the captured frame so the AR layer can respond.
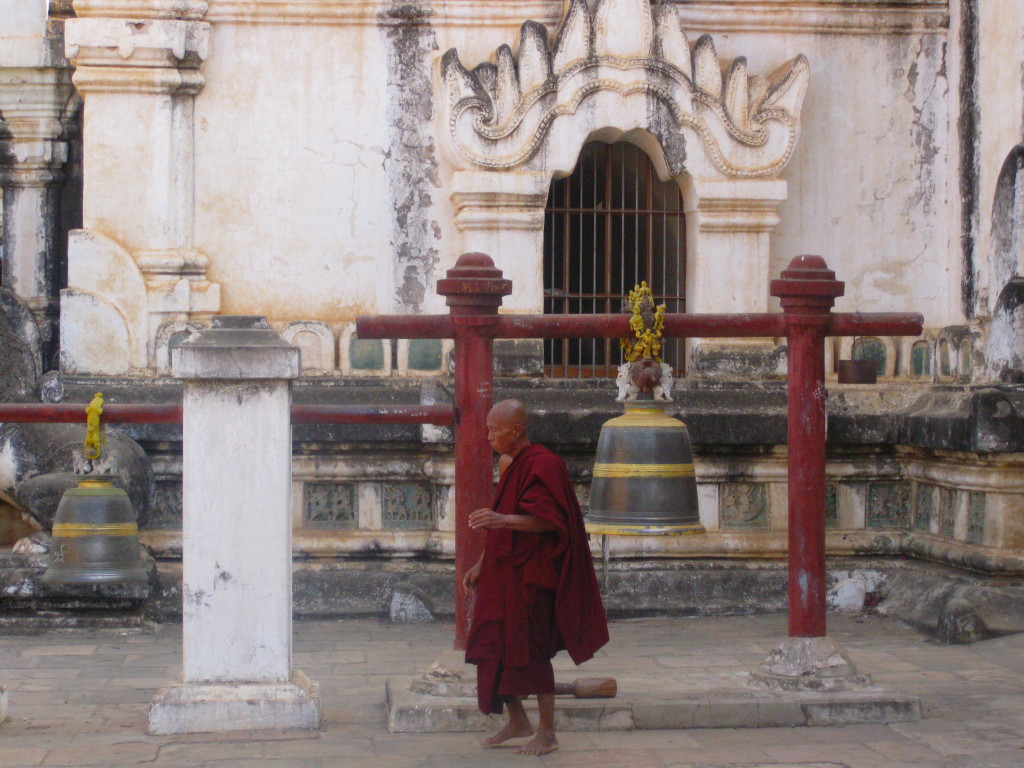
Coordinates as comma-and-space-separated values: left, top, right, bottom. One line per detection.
436, 253, 513, 315
770, 255, 845, 314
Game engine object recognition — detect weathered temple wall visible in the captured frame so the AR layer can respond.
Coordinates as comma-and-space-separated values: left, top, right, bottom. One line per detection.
28, 0, 965, 356
2, 1, 1024, 623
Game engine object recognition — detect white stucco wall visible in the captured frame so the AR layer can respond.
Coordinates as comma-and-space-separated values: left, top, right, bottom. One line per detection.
6, 1, 1007, 374
188, 2, 959, 328
194, 23, 394, 323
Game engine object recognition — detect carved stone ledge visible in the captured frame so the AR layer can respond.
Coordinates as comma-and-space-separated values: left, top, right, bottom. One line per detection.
71, 67, 204, 96
450, 171, 549, 232
0, 152, 68, 187
442, 0, 809, 178
65, 18, 210, 70
0, 69, 79, 143
672, 0, 949, 36
201, 1, 560, 27
72, 1, 209, 21
687, 179, 788, 233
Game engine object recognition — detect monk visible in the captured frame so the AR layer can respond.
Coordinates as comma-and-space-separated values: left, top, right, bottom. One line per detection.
464, 399, 608, 755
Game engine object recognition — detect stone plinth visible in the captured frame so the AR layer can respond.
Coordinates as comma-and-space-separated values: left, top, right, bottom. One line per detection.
386, 676, 919, 733
149, 315, 318, 734
149, 672, 320, 735
751, 636, 871, 692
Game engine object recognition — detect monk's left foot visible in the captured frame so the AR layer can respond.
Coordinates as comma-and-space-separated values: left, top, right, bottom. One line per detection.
515, 730, 558, 755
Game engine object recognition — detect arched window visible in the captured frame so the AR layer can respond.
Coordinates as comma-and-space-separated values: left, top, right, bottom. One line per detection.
543, 141, 686, 378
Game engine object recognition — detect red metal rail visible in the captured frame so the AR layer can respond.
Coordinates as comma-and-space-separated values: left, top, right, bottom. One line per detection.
0, 403, 454, 427
357, 312, 923, 341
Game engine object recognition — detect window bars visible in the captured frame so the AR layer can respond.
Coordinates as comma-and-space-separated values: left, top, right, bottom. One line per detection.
543, 141, 687, 378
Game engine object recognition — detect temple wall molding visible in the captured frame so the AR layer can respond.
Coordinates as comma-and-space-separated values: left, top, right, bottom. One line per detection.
442, 0, 807, 374
441, 0, 809, 179
199, 1, 562, 27
0, 1, 79, 363
59, 5, 219, 374
670, 0, 949, 37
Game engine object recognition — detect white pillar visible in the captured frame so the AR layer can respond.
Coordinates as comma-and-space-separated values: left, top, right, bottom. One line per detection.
684, 177, 788, 377
149, 315, 319, 735
61, 6, 220, 373
450, 170, 549, 374
0, 1, 79, 365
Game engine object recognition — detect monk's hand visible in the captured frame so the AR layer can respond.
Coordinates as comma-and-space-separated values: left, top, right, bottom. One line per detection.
468, 507, 506, 530
462, 561, 482, 593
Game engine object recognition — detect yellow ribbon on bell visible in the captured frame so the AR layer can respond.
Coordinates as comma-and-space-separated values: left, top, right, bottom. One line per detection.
83, 392, 105, 461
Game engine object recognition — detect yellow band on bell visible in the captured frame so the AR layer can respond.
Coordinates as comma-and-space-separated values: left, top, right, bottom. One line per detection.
52, 522, 138, 538
606, 411, 687, 428
592, 462, 695, 478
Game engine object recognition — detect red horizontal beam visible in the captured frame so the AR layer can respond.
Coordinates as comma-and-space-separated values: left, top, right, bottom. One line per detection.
829, 313, 924, 337
0, 403, 183, 423
358, 311, 923, 341
356, 315, 453, 339
0, 403, 454, 427
495, 314, 789, 338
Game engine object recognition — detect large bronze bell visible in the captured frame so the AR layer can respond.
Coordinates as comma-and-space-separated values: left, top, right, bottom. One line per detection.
586, 400, 704, 535
42, 475, 148, 584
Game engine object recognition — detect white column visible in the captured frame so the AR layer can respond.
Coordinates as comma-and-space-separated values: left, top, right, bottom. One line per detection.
0, 1, 79, 365
61, 6, 219, 373
684, 177, 788, 377
450, 170, 549, 374
149, 315, 319, 735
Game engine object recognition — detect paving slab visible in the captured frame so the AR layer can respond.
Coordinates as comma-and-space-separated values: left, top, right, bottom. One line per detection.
0, 614, 1023, 767
387, 675, 920, 733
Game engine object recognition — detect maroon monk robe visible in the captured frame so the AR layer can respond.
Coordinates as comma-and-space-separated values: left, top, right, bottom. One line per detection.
465, 443, 609, 715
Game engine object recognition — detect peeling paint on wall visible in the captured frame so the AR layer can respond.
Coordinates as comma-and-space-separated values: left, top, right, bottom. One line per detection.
959, 0, 980, 319
381, 2, 442, 314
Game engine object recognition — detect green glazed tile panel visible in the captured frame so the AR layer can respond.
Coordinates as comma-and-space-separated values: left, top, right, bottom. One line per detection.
866, 481, 910, 528
914, 483, 935, 532
938, 487, 957, 537
911, 341, 931, 377
408, 339, 443, 371
825, 484, 839, 528
719, 483, 769, 530
350, 337, 385, 371
305, 482, 357, 529
382, 482, 434, 529
967, 492, 985, 545
146, 479, 183, 530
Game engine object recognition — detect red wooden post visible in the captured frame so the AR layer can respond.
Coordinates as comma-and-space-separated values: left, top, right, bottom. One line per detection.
435, 253, 512, 649
770, 256, 845, 638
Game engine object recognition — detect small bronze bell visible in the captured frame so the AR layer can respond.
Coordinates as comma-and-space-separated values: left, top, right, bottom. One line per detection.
42, 475, 148, 584
42, 393, 147, 584
586, 400, 703, 535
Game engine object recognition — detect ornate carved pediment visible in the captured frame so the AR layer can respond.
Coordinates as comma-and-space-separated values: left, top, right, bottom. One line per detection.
441, 0, 809, 178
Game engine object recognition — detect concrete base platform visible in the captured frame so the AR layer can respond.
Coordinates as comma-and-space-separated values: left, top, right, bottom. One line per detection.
385, 674, 920, 733
148, 670, 321, 735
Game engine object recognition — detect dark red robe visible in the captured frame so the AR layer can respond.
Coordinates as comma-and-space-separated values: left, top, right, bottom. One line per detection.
465, 444, 609, 714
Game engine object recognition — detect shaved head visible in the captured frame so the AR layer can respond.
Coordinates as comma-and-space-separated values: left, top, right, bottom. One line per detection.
486, 399, 530, 457
489, 399, 528, 431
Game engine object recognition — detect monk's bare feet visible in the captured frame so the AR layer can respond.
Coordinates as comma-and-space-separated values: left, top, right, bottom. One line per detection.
482, 720, 534, 747
515, 729, 559, 755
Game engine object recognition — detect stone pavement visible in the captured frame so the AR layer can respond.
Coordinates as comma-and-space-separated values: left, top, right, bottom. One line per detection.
2, 614, 1023, 768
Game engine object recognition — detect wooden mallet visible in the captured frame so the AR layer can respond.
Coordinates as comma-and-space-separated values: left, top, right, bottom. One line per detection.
553, 677, 617, 698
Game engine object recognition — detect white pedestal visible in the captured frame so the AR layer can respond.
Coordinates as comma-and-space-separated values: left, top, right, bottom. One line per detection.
149, 672, 320, 735
149, 316, 319, 733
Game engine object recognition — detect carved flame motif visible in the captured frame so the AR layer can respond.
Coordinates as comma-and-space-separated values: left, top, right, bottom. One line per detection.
441, 0, 809, 177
